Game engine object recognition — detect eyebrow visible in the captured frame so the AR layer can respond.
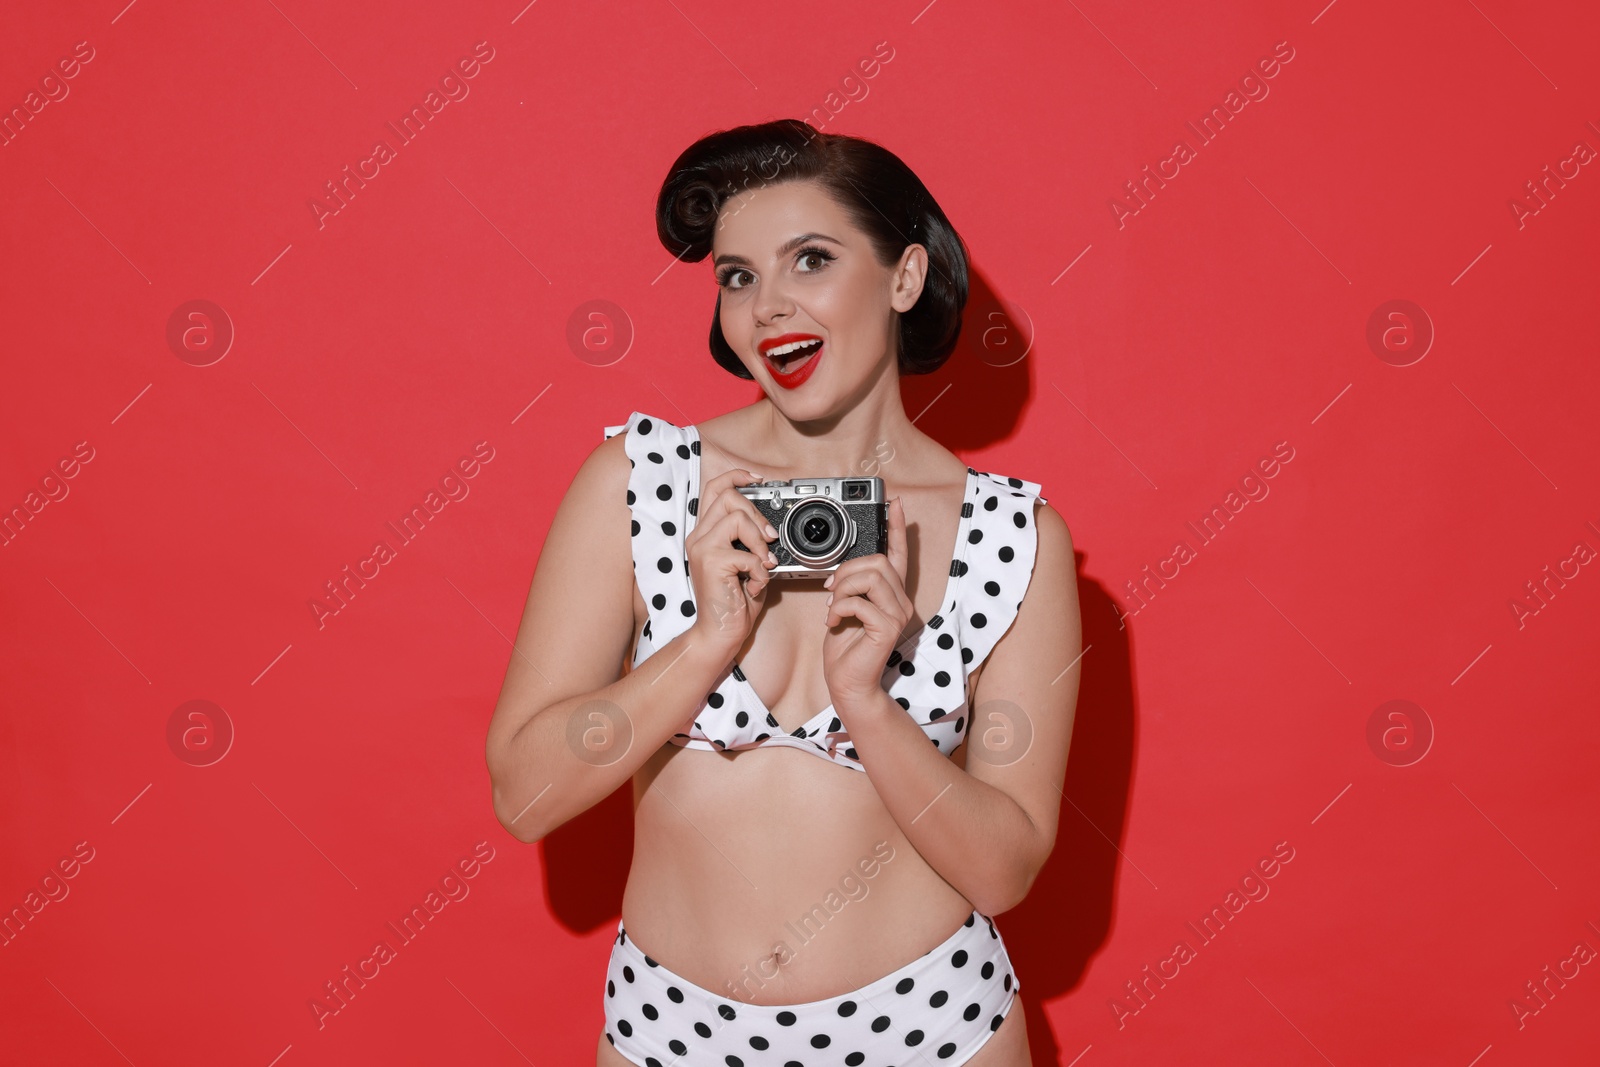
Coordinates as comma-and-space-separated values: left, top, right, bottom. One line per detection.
712, 232, 841, 268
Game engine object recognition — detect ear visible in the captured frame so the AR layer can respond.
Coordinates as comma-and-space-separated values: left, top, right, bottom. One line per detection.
890, 244, 928, 314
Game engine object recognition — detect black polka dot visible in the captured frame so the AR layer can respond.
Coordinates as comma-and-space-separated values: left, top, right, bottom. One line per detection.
934, 670, 951, 687
667, 986, 683, 1003
964, 1002, 981, 1021
622, 966, 634, 983
735, 711, 748, 727
837, 1000, 857, 1016
670, 1039, 687, 1055
749, 1036, 769, 1050
896, 977, 915, 994
676, 444, 691, 459
930, 989, 948, 1007
951, 949, 968, 967
662, 520, 676, 536
981, 961, 995, 980
905, 1029, 924, 1045
871, 1015, 891, 1032
810, 1033, 831, 1048
631, 519, 640, 536
983, 495, 998, 511
898, 660, 915, 676
652, 593, 666, 610
695, 1021, 713, 1037
726, 1057, 744, 1067
846, 1054, 865, 1066
991, 1014, 1004, 1031
618, 1019, 632, 1037
967, 528, 983, 543
638, 418, 653, 434
607, 980, 615, 996
998, 545, 1015, 562
681, 600, 696, 617
938, 1042, 958, 1058
1013, 511, 1027, 528
656, 557, 674, 574
984, 580, 1000, 596
642, 1002, 657, 1020
938, 633, 954, 649
970, 612, 987, 628
656, 484, 673, 502
1004, 973, 1013, 991
777, 1011, 796, 1026
707, 691, 724, 708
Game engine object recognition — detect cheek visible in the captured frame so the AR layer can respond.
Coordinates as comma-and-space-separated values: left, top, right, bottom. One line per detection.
720, 304, 747, 341
822, 276, 890, 342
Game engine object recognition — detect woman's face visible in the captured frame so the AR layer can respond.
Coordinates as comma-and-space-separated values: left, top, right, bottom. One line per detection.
712, 179, 925, 411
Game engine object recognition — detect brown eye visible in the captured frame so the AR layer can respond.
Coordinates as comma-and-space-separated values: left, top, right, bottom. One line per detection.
796, 246, 836, 272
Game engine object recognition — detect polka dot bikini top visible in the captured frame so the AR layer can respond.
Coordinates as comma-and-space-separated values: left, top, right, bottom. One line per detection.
603, 410, 1047, 772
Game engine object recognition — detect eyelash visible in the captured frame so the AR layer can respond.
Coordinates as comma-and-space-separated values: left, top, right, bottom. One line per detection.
717, 246, 836, 290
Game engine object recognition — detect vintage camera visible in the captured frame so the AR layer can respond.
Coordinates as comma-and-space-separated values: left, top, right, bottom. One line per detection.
732, 476, 887, 577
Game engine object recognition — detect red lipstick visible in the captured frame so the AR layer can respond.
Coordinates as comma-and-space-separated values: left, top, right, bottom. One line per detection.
759, 333, 824, 390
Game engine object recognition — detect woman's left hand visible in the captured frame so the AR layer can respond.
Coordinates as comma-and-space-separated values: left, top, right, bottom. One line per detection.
821, 496, 913, 715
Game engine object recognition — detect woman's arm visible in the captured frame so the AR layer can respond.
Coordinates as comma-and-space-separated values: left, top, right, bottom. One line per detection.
484, 431, 734, 844
843, 501, 1081, 915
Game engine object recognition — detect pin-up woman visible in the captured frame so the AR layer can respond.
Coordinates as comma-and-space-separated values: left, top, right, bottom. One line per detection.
487, 118, 1081, 1066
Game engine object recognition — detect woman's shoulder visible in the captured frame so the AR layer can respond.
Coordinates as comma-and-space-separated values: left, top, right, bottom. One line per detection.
602, 410, 695, 442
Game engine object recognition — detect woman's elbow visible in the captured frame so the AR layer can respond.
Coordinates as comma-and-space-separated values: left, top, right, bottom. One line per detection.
486, 737, 548, 844
491, 782, 547, 844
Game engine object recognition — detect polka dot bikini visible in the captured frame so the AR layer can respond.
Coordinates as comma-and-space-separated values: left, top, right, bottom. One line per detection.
602, 411, 1048, 772
603, 910, 1021, 1065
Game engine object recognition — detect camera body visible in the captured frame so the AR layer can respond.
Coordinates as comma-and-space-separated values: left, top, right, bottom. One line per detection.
732, 476, 887, 577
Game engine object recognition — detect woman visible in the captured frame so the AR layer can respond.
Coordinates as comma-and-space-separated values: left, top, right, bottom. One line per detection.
486, 118, 1081, 1066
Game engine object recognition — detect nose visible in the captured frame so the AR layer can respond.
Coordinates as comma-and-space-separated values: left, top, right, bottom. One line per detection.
752, 275, 793, 328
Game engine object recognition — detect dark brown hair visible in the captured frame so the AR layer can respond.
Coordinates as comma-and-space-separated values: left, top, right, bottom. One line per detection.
656, 119, 969, 380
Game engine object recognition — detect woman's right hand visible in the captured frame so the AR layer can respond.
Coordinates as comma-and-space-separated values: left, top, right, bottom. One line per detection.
685, 467, 780, 657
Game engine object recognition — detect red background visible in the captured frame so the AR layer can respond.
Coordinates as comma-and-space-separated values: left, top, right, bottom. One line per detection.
3, 1, 1597, 1064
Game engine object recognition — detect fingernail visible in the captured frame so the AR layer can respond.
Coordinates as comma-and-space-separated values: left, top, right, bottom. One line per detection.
823, 574, 834, 588
766, 552, 777, 564
825, 594, 833, 606
765, 523, 778, 538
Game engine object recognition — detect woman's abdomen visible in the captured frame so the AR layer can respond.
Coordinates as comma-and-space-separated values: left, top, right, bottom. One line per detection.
621, 741, 975, 1006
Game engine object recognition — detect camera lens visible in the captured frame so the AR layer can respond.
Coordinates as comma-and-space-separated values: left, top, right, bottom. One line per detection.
799, 510, 836, 548
783, 499, 853, 567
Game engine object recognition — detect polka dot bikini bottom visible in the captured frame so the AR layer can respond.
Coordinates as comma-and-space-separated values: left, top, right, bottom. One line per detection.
602, 910, 1020, 1066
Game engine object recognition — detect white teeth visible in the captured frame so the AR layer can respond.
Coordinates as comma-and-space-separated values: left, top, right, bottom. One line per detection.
766, 338, 821, 358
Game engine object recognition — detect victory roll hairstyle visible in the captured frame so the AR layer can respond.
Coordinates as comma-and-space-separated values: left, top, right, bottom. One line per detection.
655, 118, 970, 380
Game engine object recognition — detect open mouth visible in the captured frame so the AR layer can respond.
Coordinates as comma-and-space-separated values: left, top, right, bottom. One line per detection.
764, 338, 823, 376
